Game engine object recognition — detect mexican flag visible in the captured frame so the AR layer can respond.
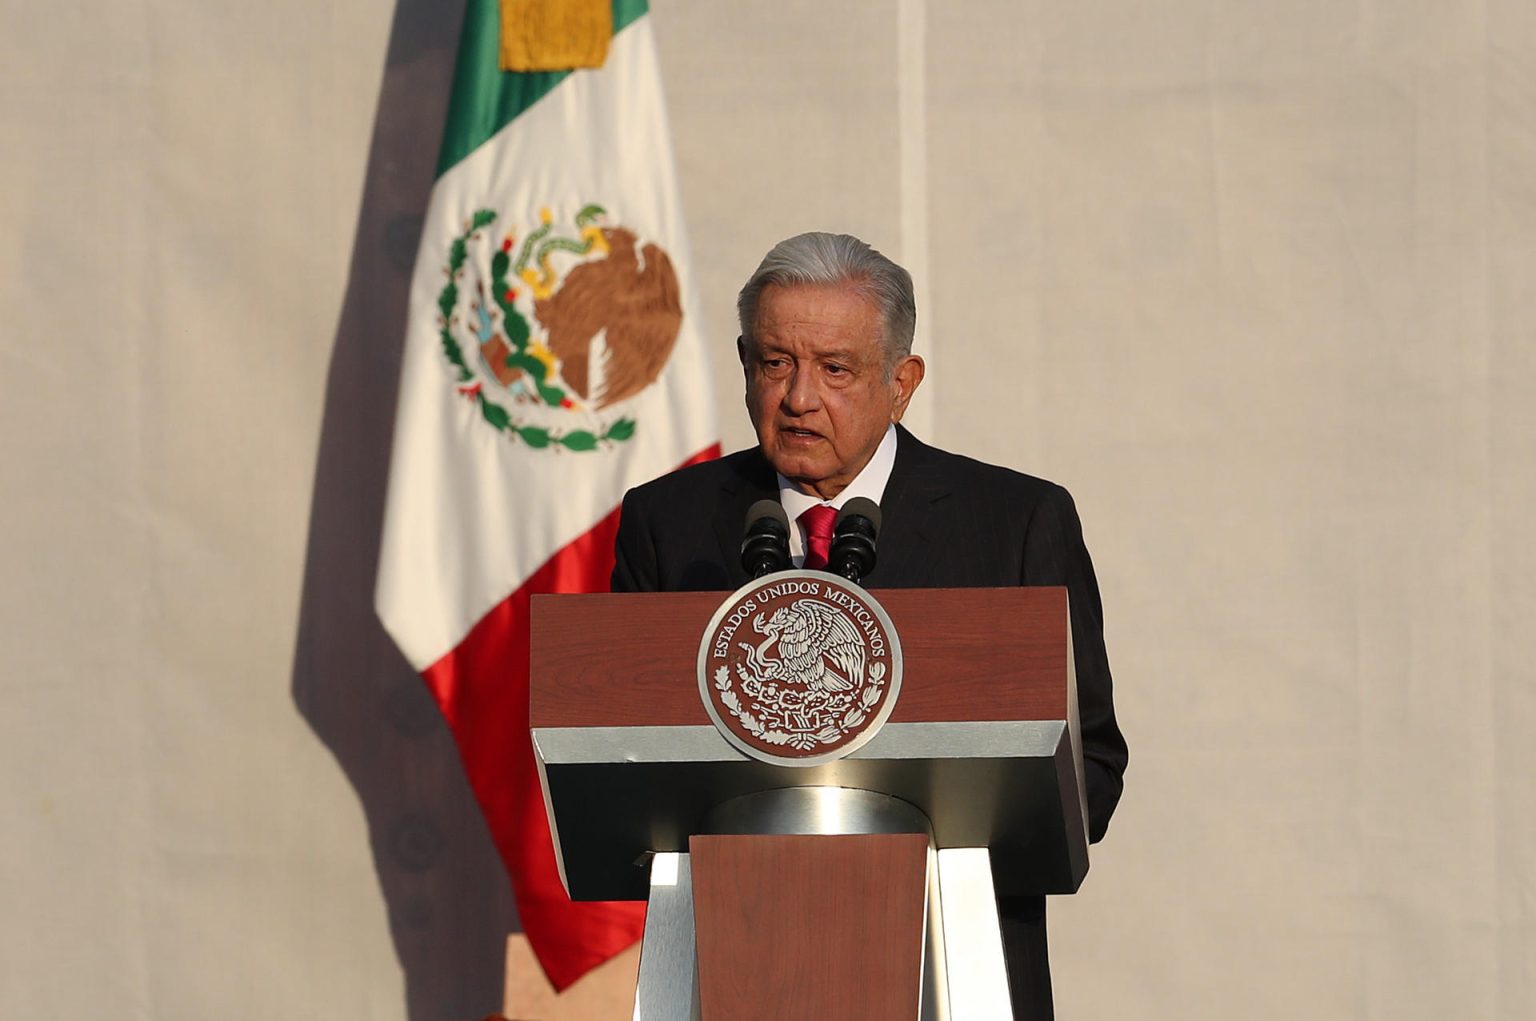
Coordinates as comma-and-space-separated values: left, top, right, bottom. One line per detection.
375, 0, 717, 990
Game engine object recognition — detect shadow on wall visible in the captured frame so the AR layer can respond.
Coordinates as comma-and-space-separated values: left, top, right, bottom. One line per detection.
290, 1, 519, 1018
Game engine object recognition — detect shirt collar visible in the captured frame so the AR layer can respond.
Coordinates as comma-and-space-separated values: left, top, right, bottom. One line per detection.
777, 424, 898, 562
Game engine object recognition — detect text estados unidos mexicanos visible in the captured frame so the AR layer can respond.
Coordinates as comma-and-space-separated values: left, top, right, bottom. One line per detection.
711, 581, 887, 660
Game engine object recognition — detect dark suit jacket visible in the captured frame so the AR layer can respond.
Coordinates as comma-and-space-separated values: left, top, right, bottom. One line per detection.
612, 426, 1128, 1019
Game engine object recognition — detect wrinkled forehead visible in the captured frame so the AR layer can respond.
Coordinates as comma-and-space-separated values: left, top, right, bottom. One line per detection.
745, 283, 886, 358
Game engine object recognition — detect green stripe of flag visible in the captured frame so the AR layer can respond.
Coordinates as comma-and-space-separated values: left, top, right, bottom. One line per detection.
437, 0, 650, 176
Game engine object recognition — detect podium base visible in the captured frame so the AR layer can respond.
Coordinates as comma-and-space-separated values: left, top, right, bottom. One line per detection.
631, 788, 1013, 1020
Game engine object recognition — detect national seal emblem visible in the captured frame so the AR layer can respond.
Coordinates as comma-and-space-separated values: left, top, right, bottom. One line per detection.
697, 572, 904, 767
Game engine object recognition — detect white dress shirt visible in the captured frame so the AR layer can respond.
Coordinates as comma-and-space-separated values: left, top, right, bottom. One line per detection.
777, 424, 898, 566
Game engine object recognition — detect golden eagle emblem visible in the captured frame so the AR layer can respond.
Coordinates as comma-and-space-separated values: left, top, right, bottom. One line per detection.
535, 225, 682, 410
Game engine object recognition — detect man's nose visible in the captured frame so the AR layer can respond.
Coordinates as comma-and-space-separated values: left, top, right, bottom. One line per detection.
781, 366, 821, 415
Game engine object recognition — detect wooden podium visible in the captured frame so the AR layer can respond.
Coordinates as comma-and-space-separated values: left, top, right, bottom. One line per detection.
530, 586, 1089, 1019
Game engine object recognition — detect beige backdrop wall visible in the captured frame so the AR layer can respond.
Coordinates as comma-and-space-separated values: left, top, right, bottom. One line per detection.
3, 1, 1532, 1019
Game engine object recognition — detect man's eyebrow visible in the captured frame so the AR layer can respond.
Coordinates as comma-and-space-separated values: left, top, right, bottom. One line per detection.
752, 343, 867, 363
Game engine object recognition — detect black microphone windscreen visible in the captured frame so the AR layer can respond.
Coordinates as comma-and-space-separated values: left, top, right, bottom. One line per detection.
835, 496, 882, 535
744, 498, 789, 536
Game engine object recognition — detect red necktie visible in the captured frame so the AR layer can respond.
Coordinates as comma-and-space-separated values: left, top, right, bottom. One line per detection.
798, 504, 838, 570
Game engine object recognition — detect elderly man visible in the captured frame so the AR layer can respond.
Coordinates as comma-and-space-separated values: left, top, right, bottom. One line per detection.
612, 232, 1127, 1018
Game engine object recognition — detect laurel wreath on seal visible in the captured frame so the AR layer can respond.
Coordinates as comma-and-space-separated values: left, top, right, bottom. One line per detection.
713, 662, 888, 751
435, 209, 637, 452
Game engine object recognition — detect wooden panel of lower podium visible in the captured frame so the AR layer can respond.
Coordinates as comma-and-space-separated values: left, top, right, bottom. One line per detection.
690, 833, 930, 1019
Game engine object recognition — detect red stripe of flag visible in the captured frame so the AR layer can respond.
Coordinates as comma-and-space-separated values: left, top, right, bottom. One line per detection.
420, 444, 718, 990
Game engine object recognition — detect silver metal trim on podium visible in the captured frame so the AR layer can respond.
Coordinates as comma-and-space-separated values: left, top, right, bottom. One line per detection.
533, 718, 1089, 901
936, 847, 1013, 1018
633, 852, 699, 1021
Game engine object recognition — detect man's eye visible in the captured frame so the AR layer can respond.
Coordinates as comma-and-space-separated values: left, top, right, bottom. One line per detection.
825, 364, 849, 376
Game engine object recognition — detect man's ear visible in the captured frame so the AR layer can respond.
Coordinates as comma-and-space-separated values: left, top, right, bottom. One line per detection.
890, 355, 926, 421
737, 336, 750, 378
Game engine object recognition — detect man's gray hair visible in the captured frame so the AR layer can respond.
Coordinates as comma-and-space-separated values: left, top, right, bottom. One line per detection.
736, 232, 917, 365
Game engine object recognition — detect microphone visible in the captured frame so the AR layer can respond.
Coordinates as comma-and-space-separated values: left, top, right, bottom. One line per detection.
829, 497, 881, 584
740, 500, 791, 579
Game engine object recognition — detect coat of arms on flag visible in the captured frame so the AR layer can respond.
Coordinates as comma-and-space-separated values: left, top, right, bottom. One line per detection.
439, 203, 683, 450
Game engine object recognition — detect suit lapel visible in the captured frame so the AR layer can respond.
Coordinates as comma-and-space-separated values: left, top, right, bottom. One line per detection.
711, 447, 778, 588
866, 426, 951, 588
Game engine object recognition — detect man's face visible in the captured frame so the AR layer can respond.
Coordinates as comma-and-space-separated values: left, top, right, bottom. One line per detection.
741, 282, 923, 500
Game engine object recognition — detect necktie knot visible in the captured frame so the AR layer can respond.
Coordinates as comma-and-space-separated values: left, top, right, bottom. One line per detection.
798, 504, 838, 570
